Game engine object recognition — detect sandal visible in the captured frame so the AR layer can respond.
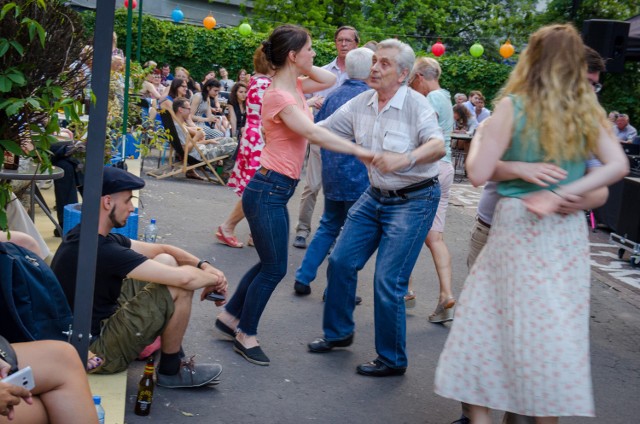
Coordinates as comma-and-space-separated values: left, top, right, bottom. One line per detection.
216, 226, 244, 248
404, 290, 417, 309
428, 297, 456, 323
247, 234, 254, 247
87, 351, 104, 373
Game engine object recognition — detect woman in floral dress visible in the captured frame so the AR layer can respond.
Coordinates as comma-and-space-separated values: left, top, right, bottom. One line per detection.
434, 24, 628, 423
217, 47, 274, 248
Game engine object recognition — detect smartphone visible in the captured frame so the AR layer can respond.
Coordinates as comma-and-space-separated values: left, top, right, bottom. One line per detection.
1, 366, 35, 391
206, 291, 226, 302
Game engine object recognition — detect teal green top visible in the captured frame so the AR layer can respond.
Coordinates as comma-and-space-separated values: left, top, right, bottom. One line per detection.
497, 96, 586, 198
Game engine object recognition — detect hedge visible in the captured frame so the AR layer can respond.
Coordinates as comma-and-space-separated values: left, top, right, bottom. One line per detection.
82, 10, 639, 121
81, 10, 337, 82
81, 10, 511, 104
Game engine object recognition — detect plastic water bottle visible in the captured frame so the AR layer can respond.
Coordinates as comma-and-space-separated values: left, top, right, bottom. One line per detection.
93, 395, 105, 424
143, 219, 158, 243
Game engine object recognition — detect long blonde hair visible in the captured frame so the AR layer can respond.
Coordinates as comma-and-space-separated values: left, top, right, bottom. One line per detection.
495, 24, 608, 162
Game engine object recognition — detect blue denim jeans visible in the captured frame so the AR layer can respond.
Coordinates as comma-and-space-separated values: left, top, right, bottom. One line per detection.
294, 198, 357, 286
323, 184, 440, 368
224, 169, 298, 336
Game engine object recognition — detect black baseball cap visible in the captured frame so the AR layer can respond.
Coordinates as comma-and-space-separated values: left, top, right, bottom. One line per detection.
102, 167, 145, 196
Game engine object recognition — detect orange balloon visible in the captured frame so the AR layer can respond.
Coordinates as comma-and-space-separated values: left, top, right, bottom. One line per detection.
203, 15, 216, 30
500, 40, 515, 59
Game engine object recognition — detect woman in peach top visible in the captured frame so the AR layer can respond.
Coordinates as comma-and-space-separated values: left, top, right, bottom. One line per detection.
216, 24, 373, 366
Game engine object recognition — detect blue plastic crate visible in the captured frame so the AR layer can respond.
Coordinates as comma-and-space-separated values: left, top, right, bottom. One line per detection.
124, 133, 140, 159
63, 203, 139, 240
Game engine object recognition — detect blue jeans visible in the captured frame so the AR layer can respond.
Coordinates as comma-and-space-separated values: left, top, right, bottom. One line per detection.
294, 198, 357, 286
323, 184, 440, 368
225, 169, 298, 336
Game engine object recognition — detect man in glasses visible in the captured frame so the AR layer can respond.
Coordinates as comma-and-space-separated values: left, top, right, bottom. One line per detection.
292, 26, 360, 251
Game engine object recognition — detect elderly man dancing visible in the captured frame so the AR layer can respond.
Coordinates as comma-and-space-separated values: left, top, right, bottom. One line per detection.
308, 39, 445, 377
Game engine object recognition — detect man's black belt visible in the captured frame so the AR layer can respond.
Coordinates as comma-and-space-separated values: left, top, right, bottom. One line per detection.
371, 177, 438, 198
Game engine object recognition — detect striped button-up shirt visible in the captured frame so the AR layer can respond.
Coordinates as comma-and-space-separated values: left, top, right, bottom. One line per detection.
318, 85, 443, 190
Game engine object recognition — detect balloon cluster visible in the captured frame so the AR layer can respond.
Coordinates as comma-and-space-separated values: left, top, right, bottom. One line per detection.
430, 39, 516, 59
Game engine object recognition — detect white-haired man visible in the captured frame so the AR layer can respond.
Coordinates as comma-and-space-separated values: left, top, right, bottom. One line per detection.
293, 47, 373, 300
293, 26, 360, 249
308, 39, 445, 377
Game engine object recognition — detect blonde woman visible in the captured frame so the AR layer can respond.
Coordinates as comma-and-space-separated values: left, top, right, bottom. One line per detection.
434, 24, 628, 423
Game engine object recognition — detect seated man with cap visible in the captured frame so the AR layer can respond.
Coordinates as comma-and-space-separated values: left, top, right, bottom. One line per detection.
51, 167, 227, 388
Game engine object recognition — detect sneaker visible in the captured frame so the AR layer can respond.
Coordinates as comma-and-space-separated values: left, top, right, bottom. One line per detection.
156, 357, 223, 388
428, 297, 456, 323
404, 291, 417, 309
294, 281, 311, 295
293, 236, 307, 249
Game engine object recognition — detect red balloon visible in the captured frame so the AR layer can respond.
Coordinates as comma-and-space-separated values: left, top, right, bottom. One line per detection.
432, 41, 445, 57
124, 0, 137, 9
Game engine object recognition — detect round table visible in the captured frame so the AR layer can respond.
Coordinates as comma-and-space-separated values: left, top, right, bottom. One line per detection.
0, 165, 65, 233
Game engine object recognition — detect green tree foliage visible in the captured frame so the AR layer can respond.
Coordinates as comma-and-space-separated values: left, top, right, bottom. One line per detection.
536, 0, 640, 122
537, 0, 639, 27
437, 55, 512, 105
249, 0, 539, 54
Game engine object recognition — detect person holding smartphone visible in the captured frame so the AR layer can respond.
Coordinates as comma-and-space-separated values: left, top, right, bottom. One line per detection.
0, 339, 98, 423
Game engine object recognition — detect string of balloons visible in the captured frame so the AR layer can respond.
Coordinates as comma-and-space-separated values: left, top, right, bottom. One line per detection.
121, 2, 517, 57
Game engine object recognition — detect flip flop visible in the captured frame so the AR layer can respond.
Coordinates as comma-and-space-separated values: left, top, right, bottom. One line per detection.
87, 351, 104, 374
216, 226, 244, 248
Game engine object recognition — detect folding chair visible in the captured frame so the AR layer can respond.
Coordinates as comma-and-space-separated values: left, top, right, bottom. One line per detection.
146, 109, 228, 185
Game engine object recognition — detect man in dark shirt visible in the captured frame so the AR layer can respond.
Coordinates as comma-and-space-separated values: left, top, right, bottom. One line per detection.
52, 167, 228, 388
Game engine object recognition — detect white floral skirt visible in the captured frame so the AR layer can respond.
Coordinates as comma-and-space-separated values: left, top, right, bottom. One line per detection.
435, 197, 595, 417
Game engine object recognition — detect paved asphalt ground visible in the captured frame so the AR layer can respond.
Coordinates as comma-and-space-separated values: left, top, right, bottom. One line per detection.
122, 169, 640, 424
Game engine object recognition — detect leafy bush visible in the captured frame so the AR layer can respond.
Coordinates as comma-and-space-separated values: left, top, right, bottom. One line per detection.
0, 0, 88, 229
82, 10, 354, 82
436, 55, 513, 105
83, 10, 638, 123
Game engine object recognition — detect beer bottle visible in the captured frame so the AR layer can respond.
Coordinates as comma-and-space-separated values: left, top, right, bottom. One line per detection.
134, 357, 155, 416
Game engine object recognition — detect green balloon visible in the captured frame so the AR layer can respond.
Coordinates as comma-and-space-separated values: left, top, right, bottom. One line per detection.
238, 23, 252, 36
470, 43, 484, 57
